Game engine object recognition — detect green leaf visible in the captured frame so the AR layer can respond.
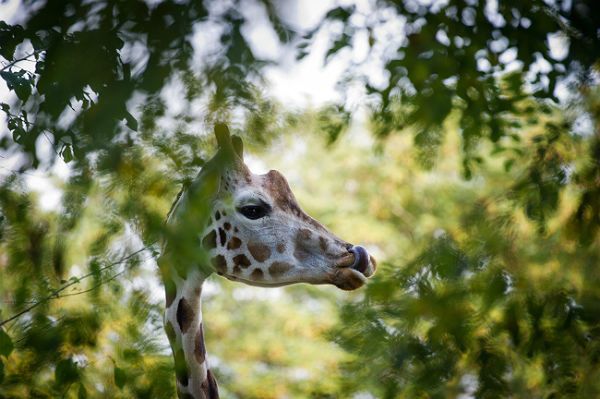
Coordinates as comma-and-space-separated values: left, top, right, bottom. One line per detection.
78, 383, 88, 399
124, 112, 138, 131
114, 365, 126, 389
325, 33, 351, 62
0, 328, 13, 356
0, 359, 4, 384
0, 70, 32, 102
61, 144, 73, 163
55, 358, 79, 385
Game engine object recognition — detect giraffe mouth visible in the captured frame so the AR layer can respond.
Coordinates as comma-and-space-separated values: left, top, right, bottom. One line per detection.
332, 245, 376, 290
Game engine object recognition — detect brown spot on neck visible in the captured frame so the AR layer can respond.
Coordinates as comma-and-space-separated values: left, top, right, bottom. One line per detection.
276, 242, 285, 253
201, 369, 220, 398
194, 323, 206, 364
176, 297, 195, 334
248, 241, 271, 262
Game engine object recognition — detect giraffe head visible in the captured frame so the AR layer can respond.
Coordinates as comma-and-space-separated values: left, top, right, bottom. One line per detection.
198, 124, 376, 290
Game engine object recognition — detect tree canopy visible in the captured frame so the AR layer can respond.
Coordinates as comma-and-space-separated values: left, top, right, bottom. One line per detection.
1, 0, 599, 398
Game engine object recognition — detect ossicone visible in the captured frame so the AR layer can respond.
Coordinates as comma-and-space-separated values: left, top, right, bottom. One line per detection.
231, 135, 244, 159
214, 123, 231, 148
214, 123, 244, 160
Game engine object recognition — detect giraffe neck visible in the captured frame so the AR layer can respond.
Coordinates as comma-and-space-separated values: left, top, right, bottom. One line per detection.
164, 269, 219, 399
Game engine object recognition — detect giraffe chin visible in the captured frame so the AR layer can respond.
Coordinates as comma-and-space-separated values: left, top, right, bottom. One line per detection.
332, 267, 369, 291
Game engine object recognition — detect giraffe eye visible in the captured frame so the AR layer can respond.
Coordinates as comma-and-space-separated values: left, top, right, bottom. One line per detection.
238, 204, 270, 220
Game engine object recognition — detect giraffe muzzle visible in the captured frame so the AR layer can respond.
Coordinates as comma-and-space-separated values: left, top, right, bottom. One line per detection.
332, 246, 376, 290
348, 245, 376, 278
349, 246, 369, 273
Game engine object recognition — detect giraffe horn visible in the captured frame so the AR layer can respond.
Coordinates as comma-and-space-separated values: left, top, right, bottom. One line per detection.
231, 135, 244, 159
214, 123, 231, 148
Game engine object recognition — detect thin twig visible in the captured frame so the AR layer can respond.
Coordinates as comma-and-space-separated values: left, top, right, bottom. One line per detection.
57, 265, 140, 298
0, 245, 154, 328
1, 50, 43, 73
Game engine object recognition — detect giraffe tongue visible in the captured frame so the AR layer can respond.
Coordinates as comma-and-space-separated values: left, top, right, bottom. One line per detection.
349, 246, 369, 274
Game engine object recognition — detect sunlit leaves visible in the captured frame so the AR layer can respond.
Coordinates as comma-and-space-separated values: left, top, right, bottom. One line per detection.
114, 365, 126, 389
317, 105, 351, 144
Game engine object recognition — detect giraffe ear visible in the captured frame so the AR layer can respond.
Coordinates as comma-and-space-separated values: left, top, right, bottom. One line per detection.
231, 135, 244, 159
214, 123, 231, 148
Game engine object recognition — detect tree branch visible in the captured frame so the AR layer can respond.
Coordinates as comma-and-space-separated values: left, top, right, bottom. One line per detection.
0, 50, 43, 73
0, 245, 154, 328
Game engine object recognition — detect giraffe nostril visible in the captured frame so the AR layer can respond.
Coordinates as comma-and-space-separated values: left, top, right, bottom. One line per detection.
349, 245, 369, 274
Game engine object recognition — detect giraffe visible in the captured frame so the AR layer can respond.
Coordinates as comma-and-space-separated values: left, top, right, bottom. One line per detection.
158, 123, 376, 399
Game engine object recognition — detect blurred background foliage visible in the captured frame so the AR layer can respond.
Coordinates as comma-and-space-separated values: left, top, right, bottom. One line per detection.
1, 0, 599, 398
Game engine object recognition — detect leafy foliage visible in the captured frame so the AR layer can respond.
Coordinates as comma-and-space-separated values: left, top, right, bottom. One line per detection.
1, 1, 599, 398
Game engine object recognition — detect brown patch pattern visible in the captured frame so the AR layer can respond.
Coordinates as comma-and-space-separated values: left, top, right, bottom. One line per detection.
276, 242, 286, 253
294, 230, 311, 261
218, 228, 226, 246
298, 228, 312, 240
201, 369, 220, 398
223, 222, 231, 230
319, 236, 328, 252
227, 236, 242, 250
248, 241, 271, 262
202, 230, 217, 250
177, 297, 195, 334
251, 268, 264, 280
211, 255, 227, 274
194, 323, 206, 364
269, 261, 292, 278
233, 254, 251, 269
215, 210, 221, 220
